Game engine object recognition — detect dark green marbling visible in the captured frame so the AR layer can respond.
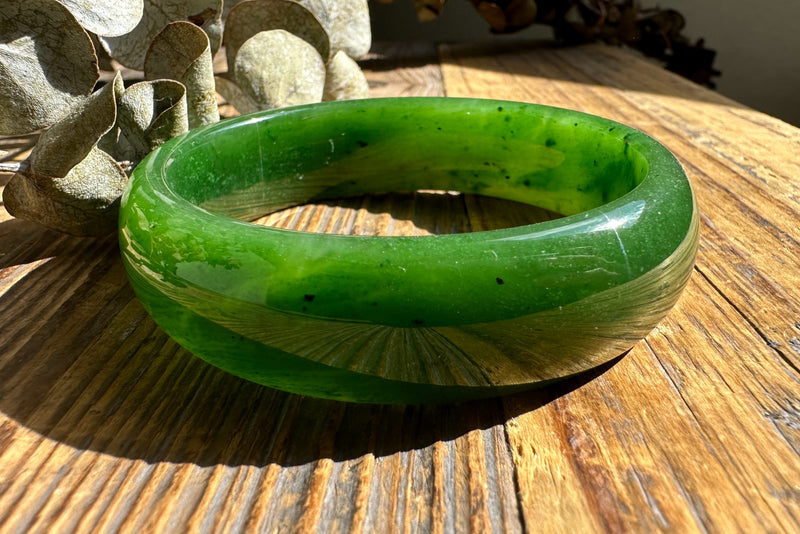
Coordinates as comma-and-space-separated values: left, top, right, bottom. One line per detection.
119, 97, 698, 403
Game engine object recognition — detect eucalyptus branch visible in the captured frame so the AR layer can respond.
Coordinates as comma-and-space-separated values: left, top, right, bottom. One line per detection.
0, 160, 134, 174
1, 0, 372, 236
0, 161, 28, 173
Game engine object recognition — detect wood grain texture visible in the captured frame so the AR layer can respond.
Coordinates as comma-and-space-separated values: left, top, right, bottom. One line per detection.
2, 41, 800, 533
360, 42, 445, 98
441, 41, 800, 532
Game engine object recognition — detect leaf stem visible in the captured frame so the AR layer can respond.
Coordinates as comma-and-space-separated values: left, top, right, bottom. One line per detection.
0, 160, 133, 174
0, 161, 26, 173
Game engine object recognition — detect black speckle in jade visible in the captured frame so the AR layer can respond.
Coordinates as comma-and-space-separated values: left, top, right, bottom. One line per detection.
504, 115, 511, 123
357, 140, 368, 147
496, 278, 505, 285
412, 319, 425, 325
497, 106, 504, 112
546, 138, 557, 147
304, 294, 316, 302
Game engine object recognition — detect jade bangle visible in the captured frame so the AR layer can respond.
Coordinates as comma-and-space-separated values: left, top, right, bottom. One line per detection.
119, 97, 698, 404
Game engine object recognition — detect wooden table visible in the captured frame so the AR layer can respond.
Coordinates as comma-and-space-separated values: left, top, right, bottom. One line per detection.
2, 41, 800, 533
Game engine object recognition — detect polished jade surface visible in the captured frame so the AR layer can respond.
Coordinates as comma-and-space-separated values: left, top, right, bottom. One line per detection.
119, 97, 698, 403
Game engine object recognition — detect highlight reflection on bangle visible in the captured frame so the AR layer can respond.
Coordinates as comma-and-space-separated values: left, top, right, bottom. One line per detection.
119, 97, 698, 404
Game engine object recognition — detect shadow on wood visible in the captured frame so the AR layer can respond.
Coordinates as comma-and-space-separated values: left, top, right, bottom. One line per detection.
0, 218, 82, 269
0, 226, 622, 468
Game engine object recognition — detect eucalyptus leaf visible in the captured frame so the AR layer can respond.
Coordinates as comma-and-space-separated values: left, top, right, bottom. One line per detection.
0, 0, 99, 135
214, 75, 260, 116
3, 147, 127, 236
145, 22, 219, 129
116, 80, 189, 165
296, 0, 330, 24
100, 0, 223, 70
323, 51, 369, 101
235, 30, 325, 110
97, 75, 129, 160
222, 0, 246, 19
29, 72, 122, 179
55, 0, 144, 37
224, 0, 331, 74
318, 0, 371, 58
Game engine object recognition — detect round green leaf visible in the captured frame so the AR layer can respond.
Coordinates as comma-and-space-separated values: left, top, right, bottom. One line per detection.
315, 0, 371, 58
323, 51, 369, 101
234, 30, 325, 110
224, 0, 331, 74
100, 0, 223, 70
55, 0, 144, 37
0, 0, 99, 135
3, 147, 128, 236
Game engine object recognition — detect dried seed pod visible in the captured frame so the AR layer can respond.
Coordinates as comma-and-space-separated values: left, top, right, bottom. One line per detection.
467, 0, 538, 33
414, 0, 447, 22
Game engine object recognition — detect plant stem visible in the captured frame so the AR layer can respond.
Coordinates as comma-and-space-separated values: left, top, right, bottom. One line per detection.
0, 160, 133, 174
0, 161, 25, 173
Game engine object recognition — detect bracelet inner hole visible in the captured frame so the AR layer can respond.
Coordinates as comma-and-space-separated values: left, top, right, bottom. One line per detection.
251, 191, 563, 236
164, 105, 650, 230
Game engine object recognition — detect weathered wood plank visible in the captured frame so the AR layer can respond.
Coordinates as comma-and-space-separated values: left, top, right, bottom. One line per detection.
0, 188, 534, 532
360, 42, 445, 98
2, 40, 800, 533
441, 41, 800, 532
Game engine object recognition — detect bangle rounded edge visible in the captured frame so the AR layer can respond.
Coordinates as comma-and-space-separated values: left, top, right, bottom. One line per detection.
119, 97, 698, 403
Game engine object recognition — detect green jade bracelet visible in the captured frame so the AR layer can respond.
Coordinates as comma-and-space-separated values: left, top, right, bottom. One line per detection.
119, 97, 698, 404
